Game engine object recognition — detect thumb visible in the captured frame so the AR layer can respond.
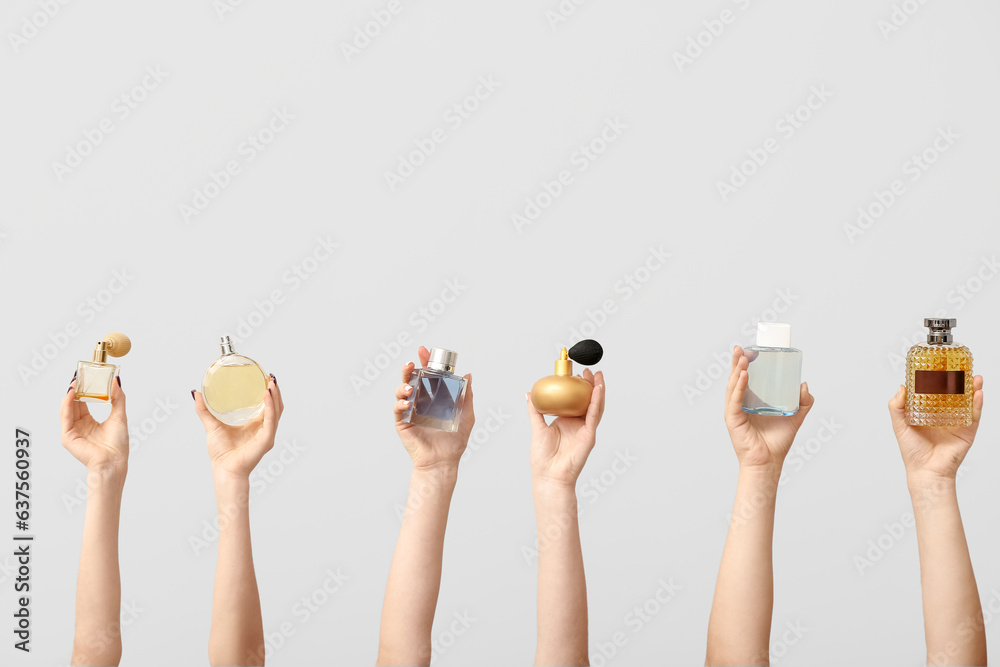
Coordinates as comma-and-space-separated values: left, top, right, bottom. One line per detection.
192, 390, 223, 431
526, 392, 548, 432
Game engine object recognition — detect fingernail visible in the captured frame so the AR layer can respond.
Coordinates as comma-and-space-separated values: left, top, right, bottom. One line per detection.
72, 370, 77, 381
190, 390, 196, 401
404, 385, 412, 394
116, 376, 122, 388
525, 392, 530, 402
67, 386, 73, 394
270, 373, 277, 386
267, 387, 272, 396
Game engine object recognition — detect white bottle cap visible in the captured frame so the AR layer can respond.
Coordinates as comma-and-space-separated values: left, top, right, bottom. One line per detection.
756, 322, 791, 348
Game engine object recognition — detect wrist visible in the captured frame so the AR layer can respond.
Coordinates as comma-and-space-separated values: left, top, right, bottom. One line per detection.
532, 476, 578, 504
212, 467, 251, 497
737, 462, 783, 484
907, 469, 958, 494
86, 461, 127, 487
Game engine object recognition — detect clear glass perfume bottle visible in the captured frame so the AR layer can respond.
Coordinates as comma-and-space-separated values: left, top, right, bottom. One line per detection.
905, 318, 973, 427
76, 332, 131, 404
402, 348, 468, 432
742, 323, 802, 416
202, 335, 269, 426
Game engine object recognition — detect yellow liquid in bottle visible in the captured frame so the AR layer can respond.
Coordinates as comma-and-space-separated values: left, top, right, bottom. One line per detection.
203, 359, 267, 425
905, 344, 973, 427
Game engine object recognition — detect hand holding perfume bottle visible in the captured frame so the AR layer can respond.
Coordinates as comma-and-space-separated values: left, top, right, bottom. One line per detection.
526, 366, 606, 489
726, 345, 814, 471
394, 346, 475, 470
62, 372, 130, 472
904, 318, 974, 427
201, 336, 269, 426
192, 370, 282, 479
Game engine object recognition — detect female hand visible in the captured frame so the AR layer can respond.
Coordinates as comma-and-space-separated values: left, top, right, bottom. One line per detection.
527, 369, 605, 489
725, 346, 813, 471
888, 376, 983, 480
61, 376, 129, 475
193, 375, 283, 478
393, 346, 475, 472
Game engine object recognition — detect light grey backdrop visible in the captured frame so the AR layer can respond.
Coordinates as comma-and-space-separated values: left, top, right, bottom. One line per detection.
2, 0, 1000, 665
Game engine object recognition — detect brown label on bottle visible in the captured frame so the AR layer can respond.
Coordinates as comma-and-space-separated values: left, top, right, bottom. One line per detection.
914, 370, 965, 394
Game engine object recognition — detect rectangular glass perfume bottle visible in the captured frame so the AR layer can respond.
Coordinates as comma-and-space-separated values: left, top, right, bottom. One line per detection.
401, 348, 467, 432
905, 318, 973, 427
76, 333, 131, 404
742, 323, 802, 416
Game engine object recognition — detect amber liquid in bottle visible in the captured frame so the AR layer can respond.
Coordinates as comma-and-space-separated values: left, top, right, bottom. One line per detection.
905, 319, 973, 427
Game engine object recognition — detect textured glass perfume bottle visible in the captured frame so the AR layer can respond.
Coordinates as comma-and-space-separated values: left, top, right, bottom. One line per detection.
742, 323, 802, 416
76, 333, 131, 404
905, 318, 973, 427
530, 340, 604, 417
202, 336, 269, 426
401, 348, 468, 432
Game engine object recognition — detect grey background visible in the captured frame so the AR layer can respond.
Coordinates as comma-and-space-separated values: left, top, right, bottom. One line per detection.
2, 0, 999, 664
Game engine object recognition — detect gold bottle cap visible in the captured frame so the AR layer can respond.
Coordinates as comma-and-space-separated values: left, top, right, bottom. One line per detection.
553, 348, 573, 376
92, 332, 131, 363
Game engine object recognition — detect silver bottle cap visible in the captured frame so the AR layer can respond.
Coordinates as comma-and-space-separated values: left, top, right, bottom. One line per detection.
924, 318, 956, 344
220, 335, 236, 355
426, 348, 458, 373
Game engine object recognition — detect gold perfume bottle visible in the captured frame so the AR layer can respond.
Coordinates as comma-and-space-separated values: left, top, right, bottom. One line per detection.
905, 318, 973, 427
202, 335, 269, 426
530, 340, 603, 417
76, 333, 131, 403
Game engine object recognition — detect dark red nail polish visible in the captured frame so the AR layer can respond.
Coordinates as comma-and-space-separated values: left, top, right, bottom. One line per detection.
270, 373, 277, 386
116, 376, 122, 388
190, 390, 196, 401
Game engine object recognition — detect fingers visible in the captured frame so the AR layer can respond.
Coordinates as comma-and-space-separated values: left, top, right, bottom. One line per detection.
526, 392, 548, 432
396, 382, 413, 401
260, 385, 280, 441
730, 346, 743, 374
400, 360, 415, 385
461, 374, 475, 426
417, 346, 430, 368
393, 396, 411, 423
798, 382, 814, 412
108, 376, 128, 426
585, 376, 605, 432
191, 390, 223, 431
887, 384, 907, 430
267, 374, 283, 417
582, 368, 595, 385
972, 375, 984, 424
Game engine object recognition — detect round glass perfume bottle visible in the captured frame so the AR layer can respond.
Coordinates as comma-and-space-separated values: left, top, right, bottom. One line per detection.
202, 335, 268, 426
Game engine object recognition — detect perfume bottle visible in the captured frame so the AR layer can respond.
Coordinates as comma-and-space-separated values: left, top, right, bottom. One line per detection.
905, 318, 973, 427
530, 339, 603, 417
401, 348, 468, 432
75, 333, 132, 404
742, 323, 802, 416
202, 335, 269, 426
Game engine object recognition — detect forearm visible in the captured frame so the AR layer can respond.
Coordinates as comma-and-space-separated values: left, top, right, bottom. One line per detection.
73, 465, 126, 666
908, 473, 986, 666
706, 466, 780, 667
209, 472, 264, 667
533, 479, 588, 667
377, 466, 458, 667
